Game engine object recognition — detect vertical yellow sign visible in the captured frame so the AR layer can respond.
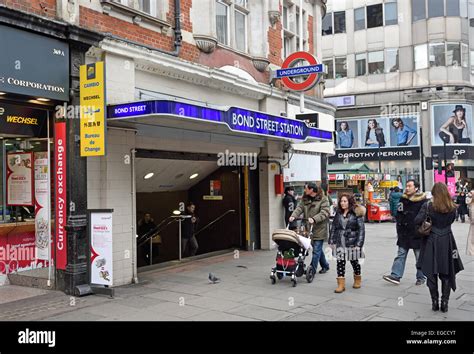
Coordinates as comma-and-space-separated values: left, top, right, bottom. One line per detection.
80, 61, 106, 156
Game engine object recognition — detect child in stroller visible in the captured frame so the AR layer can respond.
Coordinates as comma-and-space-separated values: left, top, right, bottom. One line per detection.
270, 220, 315, 287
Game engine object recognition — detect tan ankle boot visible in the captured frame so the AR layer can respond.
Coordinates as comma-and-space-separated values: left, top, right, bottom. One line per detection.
335, 277, 345, 293
353, 274, 362, 289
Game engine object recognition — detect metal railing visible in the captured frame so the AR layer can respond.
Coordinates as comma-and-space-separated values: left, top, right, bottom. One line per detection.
194, 209, 236, 237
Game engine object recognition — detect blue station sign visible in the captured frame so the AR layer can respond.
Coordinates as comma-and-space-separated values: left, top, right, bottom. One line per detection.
107, 100, 333, 142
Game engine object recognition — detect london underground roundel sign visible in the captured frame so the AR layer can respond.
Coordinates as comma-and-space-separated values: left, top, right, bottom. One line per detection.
277, 51, 323, 92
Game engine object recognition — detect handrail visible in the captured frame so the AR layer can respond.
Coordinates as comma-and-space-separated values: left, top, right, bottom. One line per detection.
137, 216, 177, 246
194, 209, 236, 237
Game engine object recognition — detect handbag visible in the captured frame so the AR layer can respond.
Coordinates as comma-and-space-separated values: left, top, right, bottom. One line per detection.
418, 202, 432, 236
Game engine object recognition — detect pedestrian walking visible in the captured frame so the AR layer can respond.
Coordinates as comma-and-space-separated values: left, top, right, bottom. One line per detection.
181, 202, 199, 257
289, 182, 330, 275
383, 180, 427, 285
328, 194, 366, 293
467, 190, 474, 256
415, 183, 464, 313
282, 186, 297, 229
456, 191, 468, 223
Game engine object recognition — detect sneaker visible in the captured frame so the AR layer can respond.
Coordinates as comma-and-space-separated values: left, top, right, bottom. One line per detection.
383, 275, 400, 285
319, 267, 329, 274
415, 278, 426, 286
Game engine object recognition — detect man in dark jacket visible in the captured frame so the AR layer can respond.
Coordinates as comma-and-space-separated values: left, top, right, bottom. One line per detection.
389, 187, 403, 222
181, 202, 199, 257
383, 180, 427, 285
282, 187, 297, 228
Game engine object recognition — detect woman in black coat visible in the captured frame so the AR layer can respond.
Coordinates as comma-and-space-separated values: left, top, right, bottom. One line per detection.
415, 183, 464, 313
329, 193, 366, 293
456, 192, 468, 223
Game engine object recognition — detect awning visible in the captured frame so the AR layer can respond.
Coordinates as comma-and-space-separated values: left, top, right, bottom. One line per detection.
327, 163, 373, 173
106, 100, 333, 143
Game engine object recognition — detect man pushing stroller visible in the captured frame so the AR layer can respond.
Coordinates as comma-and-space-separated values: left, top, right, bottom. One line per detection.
289, 182, 331, 276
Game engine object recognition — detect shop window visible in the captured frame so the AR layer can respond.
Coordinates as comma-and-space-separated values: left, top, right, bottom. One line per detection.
322, 12, 333, 35
354, 7, 366, 31
384, 1, 398, 25
368, 50, 384, 74
428, 0, 444, 18
412, 0, 426, 21
355, 53, 367, 76
334, 11, 346, 34
414, 44, 428, 69
385, 48, 399, 73
367, 4, 383, 28
446, 0, 461, 16
446, 43, 461, 67
462, 43, 469, 68
324, 58, 334, 79
429, 42, 446, 67
335, 57, 347, 78
216, 1, 229, 45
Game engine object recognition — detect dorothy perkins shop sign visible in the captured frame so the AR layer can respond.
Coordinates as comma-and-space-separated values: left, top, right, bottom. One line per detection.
0, 25, 69, 101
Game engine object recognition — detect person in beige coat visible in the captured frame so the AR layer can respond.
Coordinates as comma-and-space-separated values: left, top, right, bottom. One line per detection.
467, 190, 474, 256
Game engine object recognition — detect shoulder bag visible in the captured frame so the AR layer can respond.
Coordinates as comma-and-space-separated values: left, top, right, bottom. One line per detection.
418, 202, 432, 236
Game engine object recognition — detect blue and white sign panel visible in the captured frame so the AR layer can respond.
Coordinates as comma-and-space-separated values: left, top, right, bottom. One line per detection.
108, 100, 333, 142
276, 64, 324, 79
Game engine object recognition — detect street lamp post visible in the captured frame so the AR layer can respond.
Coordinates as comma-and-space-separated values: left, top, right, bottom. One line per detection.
443, 140, 448, 185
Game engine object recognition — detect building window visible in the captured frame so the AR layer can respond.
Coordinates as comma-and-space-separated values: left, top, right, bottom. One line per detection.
355, 53, 367, 76
446, 43, 461, 67
113, 0, 158, 17
324, 59, 334, 79
282, 5, 289, 29
322, 12, 333, 35
295, 7, 308, 51
354, 7, 366, 31
368, 50, 384, 74
412, 0, 426, 21
428, 0, 444, 18
414, 44, 428, 69
470, 1, 474, 26
334, 11, 346, 34
447, 0, 460, 16
335, 57, 347, 78
385, 48, 399, 73
216, 1, 229, 45
235, 10, 247, 52
367, 4, 383, 28
385, 1, 398, 26
283, 36, 291, 58
460, 0, 468, 17
462, 43, 469, 68
429, 42, 446, 67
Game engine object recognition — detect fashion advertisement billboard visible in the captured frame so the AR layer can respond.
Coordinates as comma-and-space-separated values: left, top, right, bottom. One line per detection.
431, 103, 473, 145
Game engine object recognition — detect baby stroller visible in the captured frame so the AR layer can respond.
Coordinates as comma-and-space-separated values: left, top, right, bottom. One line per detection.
270, 220, 315, 287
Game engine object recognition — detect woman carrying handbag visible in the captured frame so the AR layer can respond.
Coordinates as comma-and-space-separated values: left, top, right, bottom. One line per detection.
414, 183, 464, 313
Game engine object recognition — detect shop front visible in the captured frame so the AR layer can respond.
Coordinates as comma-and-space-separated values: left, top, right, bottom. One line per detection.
0, 23, 69, 287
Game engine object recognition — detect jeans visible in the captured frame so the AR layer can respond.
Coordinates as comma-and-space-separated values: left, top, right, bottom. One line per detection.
390, 246, 426, 281
182, 236, 198, 257
311, 240, 329, 271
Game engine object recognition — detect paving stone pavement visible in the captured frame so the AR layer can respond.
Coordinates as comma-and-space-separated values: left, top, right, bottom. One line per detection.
0, 221, 472, 321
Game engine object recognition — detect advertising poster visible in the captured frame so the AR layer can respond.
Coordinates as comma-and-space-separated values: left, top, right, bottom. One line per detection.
90, 211, 113, 286
55, 121, 67, 270
434, 171, 457, 196
34, 152, 49, 260
210, 180, 221, 196
431, 103, 473, 145
336, 120, 359, 149
359, 118, 390, 148
6, 152, 33, 206
389, 116, 419, 147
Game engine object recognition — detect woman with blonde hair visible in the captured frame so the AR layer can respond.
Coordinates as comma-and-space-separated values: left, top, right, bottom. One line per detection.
415, 183, 464, 313
467, 190, 474, 256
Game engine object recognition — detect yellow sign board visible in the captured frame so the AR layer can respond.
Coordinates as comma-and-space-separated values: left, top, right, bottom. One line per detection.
80, 61, 106, 156
203, 196, 223, 200
379, 181, 399, 188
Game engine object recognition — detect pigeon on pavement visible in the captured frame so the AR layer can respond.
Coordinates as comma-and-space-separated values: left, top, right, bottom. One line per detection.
208, 272, 220, 284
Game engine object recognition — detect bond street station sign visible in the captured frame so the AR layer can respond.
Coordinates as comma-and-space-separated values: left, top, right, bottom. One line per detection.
108, 100, 333, 142
0, 25, 69, 101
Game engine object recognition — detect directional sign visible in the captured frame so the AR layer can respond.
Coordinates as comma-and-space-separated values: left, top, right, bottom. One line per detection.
276, 64, 324, 79
279, 51, 324, 92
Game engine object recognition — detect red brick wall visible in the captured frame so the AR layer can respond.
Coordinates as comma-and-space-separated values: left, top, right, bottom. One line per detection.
79, 5, 199, 62
308, 15, 314, 56
0, 0, 56, 18
267, 4, 283, 67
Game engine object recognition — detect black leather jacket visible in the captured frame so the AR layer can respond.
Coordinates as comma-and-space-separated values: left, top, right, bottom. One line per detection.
328, 205, 366, 248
